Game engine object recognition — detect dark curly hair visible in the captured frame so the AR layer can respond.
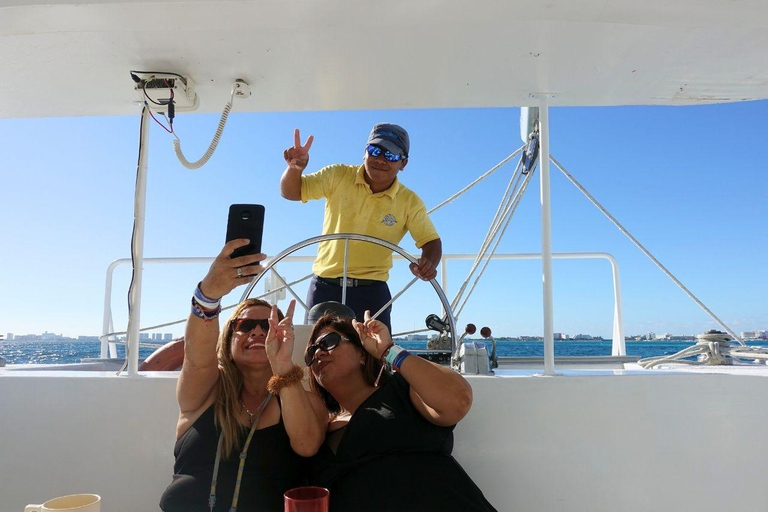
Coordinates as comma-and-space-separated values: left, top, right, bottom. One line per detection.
307, 314, 391, 413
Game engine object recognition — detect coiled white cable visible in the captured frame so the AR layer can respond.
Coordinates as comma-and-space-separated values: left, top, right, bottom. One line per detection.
172, 87, 236, 169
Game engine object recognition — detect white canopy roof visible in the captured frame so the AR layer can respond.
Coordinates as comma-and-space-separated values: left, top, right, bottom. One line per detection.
2, 0, 767, 118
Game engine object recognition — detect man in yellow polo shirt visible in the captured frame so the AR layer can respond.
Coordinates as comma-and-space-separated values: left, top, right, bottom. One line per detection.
280, 123, 442, 331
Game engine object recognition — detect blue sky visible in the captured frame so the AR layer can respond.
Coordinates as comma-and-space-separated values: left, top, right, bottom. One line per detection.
1, 102, 766, 339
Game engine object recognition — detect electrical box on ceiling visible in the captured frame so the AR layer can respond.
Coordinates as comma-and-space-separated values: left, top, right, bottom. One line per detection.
131, 71, 198, 112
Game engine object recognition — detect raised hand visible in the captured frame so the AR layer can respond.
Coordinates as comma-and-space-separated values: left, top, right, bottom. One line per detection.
353, 310, 393, 360
283, 129, 314, 172
199, 239, 266, 299
265, 299, 297, 376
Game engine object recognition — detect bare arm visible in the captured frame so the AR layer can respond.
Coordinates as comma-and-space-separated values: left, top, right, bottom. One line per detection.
354, 311, 472, 427
399, 353, 472, 427
176, 240, 266, 414
410, 238, 442, 281
264, 301, 326, 456
280, 128, 313, 201
279, 385, 328, 456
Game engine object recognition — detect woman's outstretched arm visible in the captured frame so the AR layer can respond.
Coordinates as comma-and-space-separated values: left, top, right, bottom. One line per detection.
354, 311, 473, 427
177, 240, 265, 414
265, 301, 327, 456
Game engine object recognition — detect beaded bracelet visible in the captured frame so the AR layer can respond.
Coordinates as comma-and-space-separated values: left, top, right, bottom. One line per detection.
191, 298, 221, 321
266, 365, 305, 394
194, 282, 221, 310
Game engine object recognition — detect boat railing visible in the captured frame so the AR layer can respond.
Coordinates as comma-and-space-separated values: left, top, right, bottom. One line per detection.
100, 251, 624, 371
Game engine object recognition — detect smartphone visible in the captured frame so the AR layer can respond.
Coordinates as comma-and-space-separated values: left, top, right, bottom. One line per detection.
226, 204, 265, 263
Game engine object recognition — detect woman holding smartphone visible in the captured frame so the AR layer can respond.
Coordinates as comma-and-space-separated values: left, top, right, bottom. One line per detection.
160, 239, 327, 512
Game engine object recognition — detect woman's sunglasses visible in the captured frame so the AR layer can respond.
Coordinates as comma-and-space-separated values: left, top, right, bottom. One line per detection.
366, 144, 405, 162
304, 331, 344, 366
233, 318, 270, 334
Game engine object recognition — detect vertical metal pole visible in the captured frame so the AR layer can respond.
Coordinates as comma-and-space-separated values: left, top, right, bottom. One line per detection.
538, 97, 555, 375
126, 108, 150, 375
100, 261, 118, 358
440, 255, 448, 320
341, 238, 350, 305
608, 256, 626, 356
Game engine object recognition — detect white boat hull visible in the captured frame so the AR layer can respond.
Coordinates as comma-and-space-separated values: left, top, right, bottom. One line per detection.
3, 369, 767, 511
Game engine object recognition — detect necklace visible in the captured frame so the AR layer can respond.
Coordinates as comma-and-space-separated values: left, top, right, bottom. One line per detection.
210, 392, 272, 512
240, 397, 263, 426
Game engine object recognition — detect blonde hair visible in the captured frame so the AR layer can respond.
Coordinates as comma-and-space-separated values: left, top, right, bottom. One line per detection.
214, 298, 283, 458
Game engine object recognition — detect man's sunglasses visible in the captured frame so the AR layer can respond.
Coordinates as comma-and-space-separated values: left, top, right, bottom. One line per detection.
304, 331, 344, 366
366, 144, 405, 162
233, 318, 270, 334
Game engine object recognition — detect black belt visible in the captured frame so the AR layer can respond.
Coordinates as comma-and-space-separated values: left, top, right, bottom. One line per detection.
316, 276, 383, 288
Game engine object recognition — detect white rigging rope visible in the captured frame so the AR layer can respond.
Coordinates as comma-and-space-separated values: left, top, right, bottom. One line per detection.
638, 332, 768, 369
426, 148, 528, 316
428, 146, 524, 214
455, 166, 536, 318
549, 155, 744, 346
452, 157, 528, 313
450, 163, 523, 311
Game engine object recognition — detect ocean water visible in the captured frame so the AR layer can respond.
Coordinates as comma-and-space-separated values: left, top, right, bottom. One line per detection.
3, 339, 766, 365
0, 340, 158, 365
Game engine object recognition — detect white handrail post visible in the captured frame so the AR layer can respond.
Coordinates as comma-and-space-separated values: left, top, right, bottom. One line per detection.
100, 261, 119, 358
126, 109, 150, 375
537, 97, 556, 375
607, 255, 626, 356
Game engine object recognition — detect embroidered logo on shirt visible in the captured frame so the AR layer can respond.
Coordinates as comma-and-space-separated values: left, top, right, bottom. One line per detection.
381, 214, 397, 227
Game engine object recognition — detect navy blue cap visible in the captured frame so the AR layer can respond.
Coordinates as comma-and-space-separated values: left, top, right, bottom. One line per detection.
367, 123, 409, 157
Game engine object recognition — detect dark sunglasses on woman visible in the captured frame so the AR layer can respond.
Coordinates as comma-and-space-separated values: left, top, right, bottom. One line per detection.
233, 318, 270, 334
304, 331, 344, 366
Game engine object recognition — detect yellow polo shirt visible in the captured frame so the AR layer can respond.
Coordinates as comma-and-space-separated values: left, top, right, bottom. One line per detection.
301, 164, 439, 281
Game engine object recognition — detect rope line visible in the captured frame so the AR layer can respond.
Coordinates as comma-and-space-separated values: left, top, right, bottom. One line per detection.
428, 146, 524, 214
638, 333, 768, 369
550, 154, 744, 346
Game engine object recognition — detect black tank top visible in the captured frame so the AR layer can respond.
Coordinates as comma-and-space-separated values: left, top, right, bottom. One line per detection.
310, 373, 497, 512
160, 401, 308, 512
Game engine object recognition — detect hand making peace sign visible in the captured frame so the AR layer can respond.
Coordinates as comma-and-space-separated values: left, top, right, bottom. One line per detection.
283, 129, 314, 172
265, 299, 297, 377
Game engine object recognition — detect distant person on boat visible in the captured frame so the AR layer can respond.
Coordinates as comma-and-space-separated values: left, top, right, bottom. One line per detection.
280, 123, 442, 332
304, 311, 497, 512
159, 239, 327, 512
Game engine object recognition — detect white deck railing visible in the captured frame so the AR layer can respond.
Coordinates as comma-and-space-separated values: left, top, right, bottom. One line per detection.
101, 252, 624, 369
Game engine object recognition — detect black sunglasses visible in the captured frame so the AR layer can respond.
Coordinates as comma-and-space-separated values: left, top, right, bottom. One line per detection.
304, 331, 344, 366
233, 318, 270, 334
366, 144, 405, 162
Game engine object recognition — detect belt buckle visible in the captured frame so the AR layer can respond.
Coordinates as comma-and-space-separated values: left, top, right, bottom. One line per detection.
340, 277, 356, 287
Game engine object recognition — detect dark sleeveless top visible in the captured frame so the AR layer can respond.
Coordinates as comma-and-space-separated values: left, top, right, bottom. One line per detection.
310, 373, 497, 512
160, 401, 307, 512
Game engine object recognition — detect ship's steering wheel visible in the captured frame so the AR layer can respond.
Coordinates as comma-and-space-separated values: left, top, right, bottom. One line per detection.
238, 233, 457, 356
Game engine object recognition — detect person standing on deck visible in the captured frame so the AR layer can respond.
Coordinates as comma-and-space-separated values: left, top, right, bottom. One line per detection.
280, 123, 442, 332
